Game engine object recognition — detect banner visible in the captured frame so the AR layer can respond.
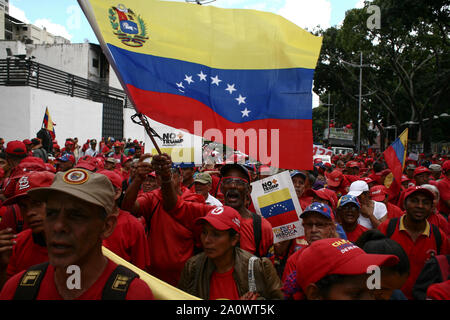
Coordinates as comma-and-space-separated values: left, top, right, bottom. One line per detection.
250, 171, 303, 243
313, 144, 333, 156
150, 126, 203, 167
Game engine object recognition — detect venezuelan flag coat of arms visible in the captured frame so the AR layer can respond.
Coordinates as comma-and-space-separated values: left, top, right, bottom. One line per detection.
108, 4, 148, 47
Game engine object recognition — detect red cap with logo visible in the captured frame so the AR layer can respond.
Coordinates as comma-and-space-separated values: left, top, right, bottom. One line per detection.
403, 186, 435, 201
370, 185, 388, 202
326, 170, 343, 187
296, 238, 399, 292
3, 171, 55, 205
196, 206, 241, 232
6, 141, 27, 156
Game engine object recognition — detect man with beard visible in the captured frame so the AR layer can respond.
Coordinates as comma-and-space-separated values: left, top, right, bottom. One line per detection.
378, 186, 450, 299
219, 163, 273, 258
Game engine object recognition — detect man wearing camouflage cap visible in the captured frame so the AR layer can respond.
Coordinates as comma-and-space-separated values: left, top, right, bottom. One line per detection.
194, 172, 223, 207
0, 168, 154, 300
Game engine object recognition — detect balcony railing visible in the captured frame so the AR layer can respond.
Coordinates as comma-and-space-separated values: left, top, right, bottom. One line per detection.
0, 58, 133, 108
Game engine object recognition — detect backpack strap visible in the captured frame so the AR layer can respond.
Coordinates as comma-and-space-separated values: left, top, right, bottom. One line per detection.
251, 212, 262, 258
101, 265, 139, 300
431, 224, 442, 256
386, 217, 399, 238
146, 200, 160, 232
13, 262, 50, 300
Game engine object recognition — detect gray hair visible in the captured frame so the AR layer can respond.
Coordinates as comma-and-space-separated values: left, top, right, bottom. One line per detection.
421, 184, 440, 200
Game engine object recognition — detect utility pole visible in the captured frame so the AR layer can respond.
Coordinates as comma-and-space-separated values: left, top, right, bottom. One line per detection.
340, 52, 370, 154
321, 93, 333, 142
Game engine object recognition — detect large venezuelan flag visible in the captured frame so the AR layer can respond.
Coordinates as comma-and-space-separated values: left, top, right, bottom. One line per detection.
78, 0, 323, 170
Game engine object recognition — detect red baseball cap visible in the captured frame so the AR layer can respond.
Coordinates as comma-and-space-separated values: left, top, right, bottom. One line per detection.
401, 175, 411, 182
376, 169, 391, 176
75, 158, 97, 172
403, 186, 435, 201
97, 169, 123, 189
305, 188, 338, 211
443, 160, 450, 172
196, 206, 241, 232
6, 141, 27, 156
326, 170, 343, 187
22, 139, 32, 145
370, 185, 388, 202
413, 166, 431, 177
296, 238, 399, 292
3, 171, 55, 205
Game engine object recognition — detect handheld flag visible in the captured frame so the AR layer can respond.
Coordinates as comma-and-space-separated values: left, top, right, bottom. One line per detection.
383, 129, 408, 200
42, 107, 56, 139
78, 0, 322, 170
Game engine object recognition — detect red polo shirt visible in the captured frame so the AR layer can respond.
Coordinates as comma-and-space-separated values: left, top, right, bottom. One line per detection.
7, 229, 48, 278
103, 209, 151, 271
209, 267, 240, 300
0, 259, 154, 300
378, 215, 450, 299
136, 187, 213, 286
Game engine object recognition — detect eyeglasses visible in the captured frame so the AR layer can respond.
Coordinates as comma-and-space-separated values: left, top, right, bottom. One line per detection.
221, 176, 249, 187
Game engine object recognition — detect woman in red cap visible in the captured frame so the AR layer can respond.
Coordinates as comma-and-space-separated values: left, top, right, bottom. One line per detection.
178, 206, 283, 300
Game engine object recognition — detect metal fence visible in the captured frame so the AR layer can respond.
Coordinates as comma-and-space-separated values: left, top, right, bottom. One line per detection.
0, 58, 133, 108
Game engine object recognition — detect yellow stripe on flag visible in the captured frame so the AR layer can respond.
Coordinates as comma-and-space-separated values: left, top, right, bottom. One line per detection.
257, 188, 291, 209
151, 147, 195, 163
399, 128, 408, 168
80, 0, 322, 70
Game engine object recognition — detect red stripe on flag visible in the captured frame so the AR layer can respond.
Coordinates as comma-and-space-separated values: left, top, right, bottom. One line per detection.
127, 85, 313, 170
266, 210, 299, 228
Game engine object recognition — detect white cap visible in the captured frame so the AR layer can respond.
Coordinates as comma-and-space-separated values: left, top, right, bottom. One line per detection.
347, 180, 369, 197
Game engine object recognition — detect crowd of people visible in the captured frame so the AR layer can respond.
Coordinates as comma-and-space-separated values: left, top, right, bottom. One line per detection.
0, 135, 448, 300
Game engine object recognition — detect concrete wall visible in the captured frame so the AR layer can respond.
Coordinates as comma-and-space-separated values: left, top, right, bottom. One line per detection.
0, 40, 26, 58
0, 86, 103, 147
0, 8, 5, 41
29, 43, 90, 79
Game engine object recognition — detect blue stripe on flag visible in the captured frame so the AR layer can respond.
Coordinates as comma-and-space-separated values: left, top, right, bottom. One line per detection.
260, 198, 296, 218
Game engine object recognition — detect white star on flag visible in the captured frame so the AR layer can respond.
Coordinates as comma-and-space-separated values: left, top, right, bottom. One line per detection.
184, 75, 194, 84
176, 82, 185, 89
241, 108, 251, 117
236, 94, 246, 105
225, 84, 237, 94
198, 71, 207, 81
211, 75, 222, 86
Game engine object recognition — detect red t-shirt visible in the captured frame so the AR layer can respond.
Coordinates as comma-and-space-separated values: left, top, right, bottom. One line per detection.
437, 177, 450, 216
345, 224, 369, 243
7, 229, 48, 278
0, 259, 154, 300
103, 210, 151, 271
209, 267, 240, 300
378, 216, 450, 299
386, 202, 404, 219
426, 280, 450, 300
136, 188, 213, 286
239, 216, 273, 257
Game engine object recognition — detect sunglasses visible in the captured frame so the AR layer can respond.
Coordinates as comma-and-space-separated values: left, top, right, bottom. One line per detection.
221, 176, 249, 187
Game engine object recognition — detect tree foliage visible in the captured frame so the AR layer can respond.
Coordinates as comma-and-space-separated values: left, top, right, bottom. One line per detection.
312, 0, 449, 152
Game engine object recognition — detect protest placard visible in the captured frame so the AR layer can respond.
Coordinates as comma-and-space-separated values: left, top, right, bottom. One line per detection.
251, 171, 303, 243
